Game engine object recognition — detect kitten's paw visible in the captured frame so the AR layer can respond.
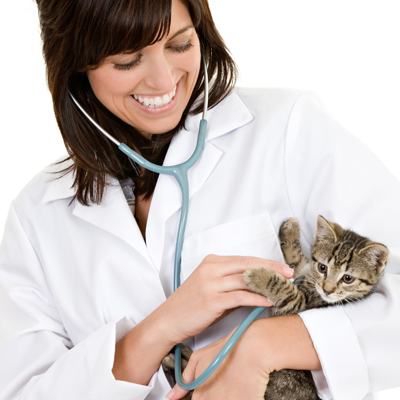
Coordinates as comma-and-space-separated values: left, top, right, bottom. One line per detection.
180, 344, 193, 363
244, 267, 299, 312
279, 218, 303, 267
162, 344, 193, 389
279, 217, 300, 243
243, 267, 277, 300
162, 353, 176, 388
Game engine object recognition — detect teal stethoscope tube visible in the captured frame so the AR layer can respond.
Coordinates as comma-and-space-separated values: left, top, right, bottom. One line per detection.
118, 118, 207, 292
69, 59, 267, 392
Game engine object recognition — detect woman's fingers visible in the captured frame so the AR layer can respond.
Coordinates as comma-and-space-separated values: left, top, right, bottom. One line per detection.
221, 290, 273, 309
217, 273, 249, 292
167, 386, 190, 400
208, 254, 294, 279
168, 356, 198, 400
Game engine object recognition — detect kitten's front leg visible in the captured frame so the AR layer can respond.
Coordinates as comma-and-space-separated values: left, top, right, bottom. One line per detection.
279, 218, 309, 271
243, 267, 307, 315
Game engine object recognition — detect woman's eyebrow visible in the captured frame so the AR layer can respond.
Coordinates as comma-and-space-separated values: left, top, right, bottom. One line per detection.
168, 25, 194, 41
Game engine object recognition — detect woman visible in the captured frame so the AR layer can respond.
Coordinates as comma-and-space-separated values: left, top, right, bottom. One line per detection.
0, 0, 399, 399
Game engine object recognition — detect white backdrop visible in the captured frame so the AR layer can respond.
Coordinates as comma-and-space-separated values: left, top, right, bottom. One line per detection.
1, 1, 400, 398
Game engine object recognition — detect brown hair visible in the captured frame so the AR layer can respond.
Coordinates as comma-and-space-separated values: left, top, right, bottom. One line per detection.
36, 0, 237, 205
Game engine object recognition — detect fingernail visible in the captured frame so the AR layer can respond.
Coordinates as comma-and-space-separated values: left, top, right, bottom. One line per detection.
166, 389, 175, 399
283, 265, 295, 277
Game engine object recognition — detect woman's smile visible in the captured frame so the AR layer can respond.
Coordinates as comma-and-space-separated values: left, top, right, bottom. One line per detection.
132, 83, 177, 109
128, 80, 181, 117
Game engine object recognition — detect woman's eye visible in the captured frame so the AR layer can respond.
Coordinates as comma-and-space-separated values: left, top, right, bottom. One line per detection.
113, 55, 142, 71
318, 263, 327, 273
343, 275, 355, 284
169, 40, 194, 53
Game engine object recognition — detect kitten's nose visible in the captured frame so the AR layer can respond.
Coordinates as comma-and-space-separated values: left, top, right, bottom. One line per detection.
323, 284, 335, 295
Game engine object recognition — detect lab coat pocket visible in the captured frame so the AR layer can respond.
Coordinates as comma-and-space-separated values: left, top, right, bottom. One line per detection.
181, 213, 284, 281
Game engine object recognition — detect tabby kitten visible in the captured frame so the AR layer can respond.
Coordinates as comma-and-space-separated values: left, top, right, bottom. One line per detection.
162, 216, 388, 400
243, 215, 389, 400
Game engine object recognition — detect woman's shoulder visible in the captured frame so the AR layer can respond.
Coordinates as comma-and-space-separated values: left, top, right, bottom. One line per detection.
12, 156, 75, 216
235, 86, 307, 99
233, 87, 318, 115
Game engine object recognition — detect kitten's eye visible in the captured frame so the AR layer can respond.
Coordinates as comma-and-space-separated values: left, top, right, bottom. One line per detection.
343, 275, 355, 284
318, 264, 327, 273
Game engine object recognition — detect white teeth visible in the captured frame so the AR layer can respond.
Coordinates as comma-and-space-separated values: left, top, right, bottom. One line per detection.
133, 85, 177, 108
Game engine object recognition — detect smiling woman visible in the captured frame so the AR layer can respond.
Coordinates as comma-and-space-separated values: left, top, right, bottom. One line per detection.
1, 1, 400, 400
39, 0, 236, 205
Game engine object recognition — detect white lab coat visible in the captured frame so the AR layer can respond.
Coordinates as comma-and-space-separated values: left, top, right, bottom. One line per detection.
0, 88, 399, 400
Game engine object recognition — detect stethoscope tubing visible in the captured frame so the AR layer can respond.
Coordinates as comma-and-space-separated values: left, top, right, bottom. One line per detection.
69, 57, 267, 392
118, 118, 207, 292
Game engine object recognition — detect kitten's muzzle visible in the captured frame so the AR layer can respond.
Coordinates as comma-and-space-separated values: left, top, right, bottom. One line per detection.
323, 283, 335, 295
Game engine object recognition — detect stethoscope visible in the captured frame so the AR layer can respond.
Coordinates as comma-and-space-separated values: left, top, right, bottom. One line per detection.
69, 57, 267, 391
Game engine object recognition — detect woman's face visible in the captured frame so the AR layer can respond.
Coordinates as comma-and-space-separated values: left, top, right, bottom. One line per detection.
87, 0, 201, 139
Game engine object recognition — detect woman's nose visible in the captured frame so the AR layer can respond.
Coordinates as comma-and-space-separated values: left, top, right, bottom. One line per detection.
144, 55, 175, 92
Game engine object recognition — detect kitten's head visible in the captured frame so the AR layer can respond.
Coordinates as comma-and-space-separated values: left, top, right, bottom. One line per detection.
309, 216, 389, 304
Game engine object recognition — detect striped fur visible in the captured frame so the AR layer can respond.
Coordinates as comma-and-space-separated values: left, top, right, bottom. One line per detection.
244, 216, 389, 400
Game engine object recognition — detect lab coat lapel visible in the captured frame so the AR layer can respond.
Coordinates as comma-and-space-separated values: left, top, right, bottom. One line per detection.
145, 91, 254, 271
72, 182, 154, 266
43, 167, 154, 267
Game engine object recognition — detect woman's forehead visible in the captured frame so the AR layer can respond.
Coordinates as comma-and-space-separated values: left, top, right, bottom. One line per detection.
82, 1, 173, 64
99, 0, 194, 61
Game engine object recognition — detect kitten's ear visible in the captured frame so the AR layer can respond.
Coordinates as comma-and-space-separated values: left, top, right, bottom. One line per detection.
359, 242, 389, 272
315, 216, 343, 244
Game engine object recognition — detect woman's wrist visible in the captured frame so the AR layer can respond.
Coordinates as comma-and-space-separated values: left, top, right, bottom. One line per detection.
112, 310, 177, 385
244, 315, 321, 373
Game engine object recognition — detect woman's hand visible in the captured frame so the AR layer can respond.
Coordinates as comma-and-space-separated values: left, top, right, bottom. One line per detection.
167, 315, 321, 400
112, 256, 293, 386
167, 320, 272, 400
156, 255, 294, 346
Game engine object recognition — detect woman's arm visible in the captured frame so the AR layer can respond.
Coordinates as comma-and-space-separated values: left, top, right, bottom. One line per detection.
169, 315, 320, 400
112, 255, 295, 385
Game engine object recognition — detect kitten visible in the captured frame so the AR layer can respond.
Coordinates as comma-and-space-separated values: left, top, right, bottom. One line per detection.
162, 346, 193, 400
162, 216, 388, 400
243, 216, 389, 400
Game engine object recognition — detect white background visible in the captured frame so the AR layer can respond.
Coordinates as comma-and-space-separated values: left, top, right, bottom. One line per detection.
1, 1, 400, 398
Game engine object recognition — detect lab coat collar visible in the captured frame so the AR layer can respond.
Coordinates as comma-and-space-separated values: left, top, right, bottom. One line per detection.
41, 91, 253, 270
41, 160, 76, 203
188, 89, 254, 142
